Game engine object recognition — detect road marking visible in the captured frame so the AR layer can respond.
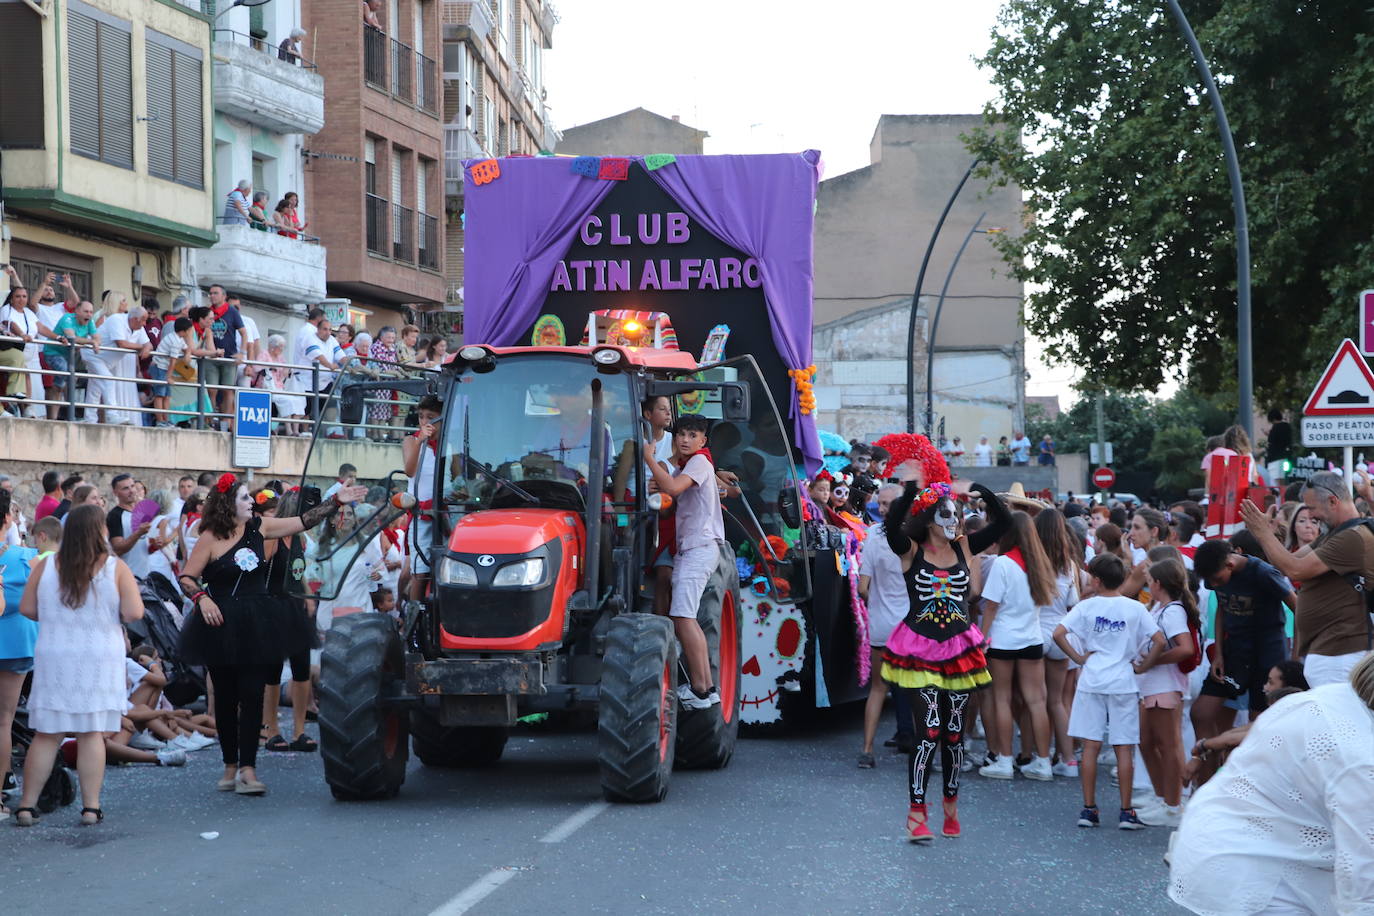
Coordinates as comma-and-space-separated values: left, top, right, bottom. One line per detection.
429, 868, 520, 916
539, 801, 610, 844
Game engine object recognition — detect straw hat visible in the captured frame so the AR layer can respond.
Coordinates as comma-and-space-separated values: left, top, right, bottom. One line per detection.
998, 481, 1052, 513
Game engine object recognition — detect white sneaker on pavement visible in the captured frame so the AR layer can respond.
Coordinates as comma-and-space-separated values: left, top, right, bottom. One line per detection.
1052, 759, 1080, 778
676, 684, 712, 710
155, 748, 187, 767
1139, 803, 1184, 827
979, 755, 1014, 779
1022, 755, 1054, 781
187, 733, 218, 751
129, 732, 164, 751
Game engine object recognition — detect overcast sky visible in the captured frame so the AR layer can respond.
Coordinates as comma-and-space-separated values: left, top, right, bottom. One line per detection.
544, 0, 1081, 401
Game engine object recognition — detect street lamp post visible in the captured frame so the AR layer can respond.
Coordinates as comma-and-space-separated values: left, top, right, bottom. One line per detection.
1164, 0, 1252, 439
925, 213, 996, 440
906, 158, 979, 434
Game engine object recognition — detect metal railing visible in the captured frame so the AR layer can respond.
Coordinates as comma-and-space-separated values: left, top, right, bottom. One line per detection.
0, 334, 432, 437
364, 25, 387, 88
215, 215, 321, 244
416, 50, 437, 114
391, 38, 414, 102
212, 28, 319, 70
392, 203, 415, 263
366, 193, 389, 255
418, 214, 439, 270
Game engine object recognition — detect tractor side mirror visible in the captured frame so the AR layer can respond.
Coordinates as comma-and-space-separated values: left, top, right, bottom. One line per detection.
778, 482, 801, 529
719, 381, 750, 421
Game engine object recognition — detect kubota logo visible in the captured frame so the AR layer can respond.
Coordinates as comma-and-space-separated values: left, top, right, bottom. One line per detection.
477, 555, 496, 567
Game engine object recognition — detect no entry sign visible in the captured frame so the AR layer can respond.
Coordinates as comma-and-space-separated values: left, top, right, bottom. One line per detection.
1092, 467, 1116, 489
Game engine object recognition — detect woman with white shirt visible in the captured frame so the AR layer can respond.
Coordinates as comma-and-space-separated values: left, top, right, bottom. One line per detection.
1168, 652, 1374, 914
308, 503, 383, 631
978, 511, 1059, 781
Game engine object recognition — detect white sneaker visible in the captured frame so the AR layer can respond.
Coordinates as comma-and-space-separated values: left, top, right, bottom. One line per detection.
129, 732, 164, 751
166, 735, 195, 751
1022, 755, 1054, 781
1052, 759, 1080, 778
1132, 795, 1167, 820
979, 755, 1014, 779
1138, 803, 1184, 827
155, 748, 187, 767
188, 733, 218, 751
676, 684, 712, 710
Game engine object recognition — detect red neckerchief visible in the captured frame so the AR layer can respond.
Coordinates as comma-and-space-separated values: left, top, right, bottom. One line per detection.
675, 446, 713, 470
408, 430, 438, 453
1004, 546, 1027, 571
211, 302, 229, 319
381, 526, 400, 552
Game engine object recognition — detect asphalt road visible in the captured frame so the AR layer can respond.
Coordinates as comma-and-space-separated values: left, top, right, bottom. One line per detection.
5, 706, 1187, 916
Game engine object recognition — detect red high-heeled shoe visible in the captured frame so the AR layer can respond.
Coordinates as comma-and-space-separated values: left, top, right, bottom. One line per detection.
907, 804, 934, 843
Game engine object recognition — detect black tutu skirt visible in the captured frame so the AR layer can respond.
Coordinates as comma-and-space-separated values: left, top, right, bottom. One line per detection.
179, 593, 319, 668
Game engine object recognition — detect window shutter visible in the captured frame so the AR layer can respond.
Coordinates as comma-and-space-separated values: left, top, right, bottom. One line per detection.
67, 11, 101, 159
0, 6, 44, 148
97, 22, 133, 168
145, 43, 175, 180
172, 52, 203, 187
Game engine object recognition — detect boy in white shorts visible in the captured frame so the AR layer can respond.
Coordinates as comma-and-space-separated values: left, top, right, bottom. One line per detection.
643, 414, 723, 711
1054, 553, 1165, 831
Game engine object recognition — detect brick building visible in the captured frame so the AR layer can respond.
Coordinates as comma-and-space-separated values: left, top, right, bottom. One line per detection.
303, 0, 446, 333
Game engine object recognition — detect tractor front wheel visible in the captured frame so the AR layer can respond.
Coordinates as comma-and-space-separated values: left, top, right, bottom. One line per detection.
598, 613, 677, 803
318, 615, 409, 800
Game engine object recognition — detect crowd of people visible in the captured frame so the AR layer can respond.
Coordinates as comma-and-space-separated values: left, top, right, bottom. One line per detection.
810, 431, 1372, 910
0, 461, 418, 825
935, 431, 1056, 467
0, 265, 454, 434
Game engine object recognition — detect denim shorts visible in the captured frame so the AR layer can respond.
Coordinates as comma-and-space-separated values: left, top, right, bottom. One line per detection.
148, 365, 170, 397
44, 351, 69, 373
0, 656, 34, 674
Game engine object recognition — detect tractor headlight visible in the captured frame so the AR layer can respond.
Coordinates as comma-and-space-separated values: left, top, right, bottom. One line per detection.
492, 557, 546, 588
436, 557, 478, 587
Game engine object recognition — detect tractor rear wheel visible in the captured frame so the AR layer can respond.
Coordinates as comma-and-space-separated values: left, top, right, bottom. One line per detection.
675, 544, 743, 769
318, 614, 409, 800
598, 613, 677, 803
410, 710, 508, 768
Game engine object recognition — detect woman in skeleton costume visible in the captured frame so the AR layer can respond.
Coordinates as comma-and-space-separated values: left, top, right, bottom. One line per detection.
881, 479, 1010, 842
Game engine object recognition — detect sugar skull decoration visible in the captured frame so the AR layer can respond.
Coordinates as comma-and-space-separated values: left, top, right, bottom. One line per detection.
737, 590, 808, 725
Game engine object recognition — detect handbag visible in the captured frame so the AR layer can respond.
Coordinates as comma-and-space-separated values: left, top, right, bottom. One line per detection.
0, 306, 25, 351
171, 355, 198, 382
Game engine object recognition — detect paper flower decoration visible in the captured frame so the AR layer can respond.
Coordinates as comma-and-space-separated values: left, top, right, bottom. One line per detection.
911, 481, 952, 513
233, 547, 260, 572
787, 365, 817, 415
215, 473, 237, 494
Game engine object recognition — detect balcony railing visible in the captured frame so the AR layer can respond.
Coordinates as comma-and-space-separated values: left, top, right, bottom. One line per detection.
418, 214, 439, 270
417, 51, 437, 114
366, 193, 389, 255
392, 204, 415, 263
364, 26, 387, 88
391, 39, 414, 102
443, 125, 489, 196
212, 28, 317, 70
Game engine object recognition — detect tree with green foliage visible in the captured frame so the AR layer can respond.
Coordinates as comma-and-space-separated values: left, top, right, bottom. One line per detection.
966, 1, 1374, 408
1149, 424, 1206, 498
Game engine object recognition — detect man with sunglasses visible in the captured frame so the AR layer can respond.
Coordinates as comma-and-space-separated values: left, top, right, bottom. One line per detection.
1240, 471, 1374, 687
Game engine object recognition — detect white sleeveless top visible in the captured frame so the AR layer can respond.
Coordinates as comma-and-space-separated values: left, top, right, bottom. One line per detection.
28, 556, 127, 727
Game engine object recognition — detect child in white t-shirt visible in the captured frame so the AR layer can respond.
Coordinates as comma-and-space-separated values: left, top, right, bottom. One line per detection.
1132, 559, 1198, 826
1055, 553, 1164, 830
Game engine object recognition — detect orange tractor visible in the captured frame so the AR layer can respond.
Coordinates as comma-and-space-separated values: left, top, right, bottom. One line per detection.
301, 340, 807, 802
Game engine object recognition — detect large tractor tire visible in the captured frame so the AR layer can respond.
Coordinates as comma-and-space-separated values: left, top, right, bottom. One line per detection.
318, 614, 409, 800
675, 543, 743, 769
410, 711, 508, 768
598, 613, 677, 803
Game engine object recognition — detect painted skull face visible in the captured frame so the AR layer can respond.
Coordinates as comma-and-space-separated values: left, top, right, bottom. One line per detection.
831, 485, 849, 505
934, 500, 959, 540
737, 590, 808, 725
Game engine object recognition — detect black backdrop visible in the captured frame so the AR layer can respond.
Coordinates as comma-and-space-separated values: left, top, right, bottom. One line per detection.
525, 163, 793, 417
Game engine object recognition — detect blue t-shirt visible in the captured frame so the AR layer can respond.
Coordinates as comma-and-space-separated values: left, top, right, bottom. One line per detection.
211, 306, 245, 357
1214, 556, 1291, 638
0, 546, 39, 660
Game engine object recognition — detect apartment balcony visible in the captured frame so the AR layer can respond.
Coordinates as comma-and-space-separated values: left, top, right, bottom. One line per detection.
442, 0, 495, 41
212, 30, 324, 136
196, 222, 327, 305
540, 109, 561, 153
444, 125, 489, 196
539, 1, 559, 47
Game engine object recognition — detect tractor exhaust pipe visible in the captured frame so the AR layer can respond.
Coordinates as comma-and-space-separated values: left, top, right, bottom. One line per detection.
583, 378, 605, 609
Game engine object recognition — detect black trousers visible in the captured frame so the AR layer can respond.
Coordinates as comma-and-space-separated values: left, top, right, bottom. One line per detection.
902, 687, 971, 805
208, 664, 278, 769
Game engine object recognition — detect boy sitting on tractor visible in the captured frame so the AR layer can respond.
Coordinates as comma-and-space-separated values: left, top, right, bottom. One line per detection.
644, 414, 724, 710
402, 395, 444, 602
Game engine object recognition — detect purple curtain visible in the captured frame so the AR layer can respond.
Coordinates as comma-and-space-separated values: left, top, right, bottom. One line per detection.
644, 152, 823, 473
462, 153, 823, 473
462, 157, 615, 344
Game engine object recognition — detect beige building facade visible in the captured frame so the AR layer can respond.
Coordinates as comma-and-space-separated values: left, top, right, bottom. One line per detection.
0, 0, 216, 312
557, 107, 707, 157
812, 114, 1025, 444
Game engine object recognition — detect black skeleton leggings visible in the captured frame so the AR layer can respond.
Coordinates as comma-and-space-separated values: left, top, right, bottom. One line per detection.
902, 687, 970, 806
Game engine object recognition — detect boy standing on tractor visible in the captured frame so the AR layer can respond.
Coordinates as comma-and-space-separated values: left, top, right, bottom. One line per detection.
403, 395, 443, 602
644, 414, 724, 710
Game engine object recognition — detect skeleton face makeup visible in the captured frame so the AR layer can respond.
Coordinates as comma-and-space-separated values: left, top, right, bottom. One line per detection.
831, 486, 850, 504
933, 500, 959, 540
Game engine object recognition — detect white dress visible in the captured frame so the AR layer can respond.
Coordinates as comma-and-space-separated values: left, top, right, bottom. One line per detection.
28, 556, 127, 734
1168, 683, 1374, 914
